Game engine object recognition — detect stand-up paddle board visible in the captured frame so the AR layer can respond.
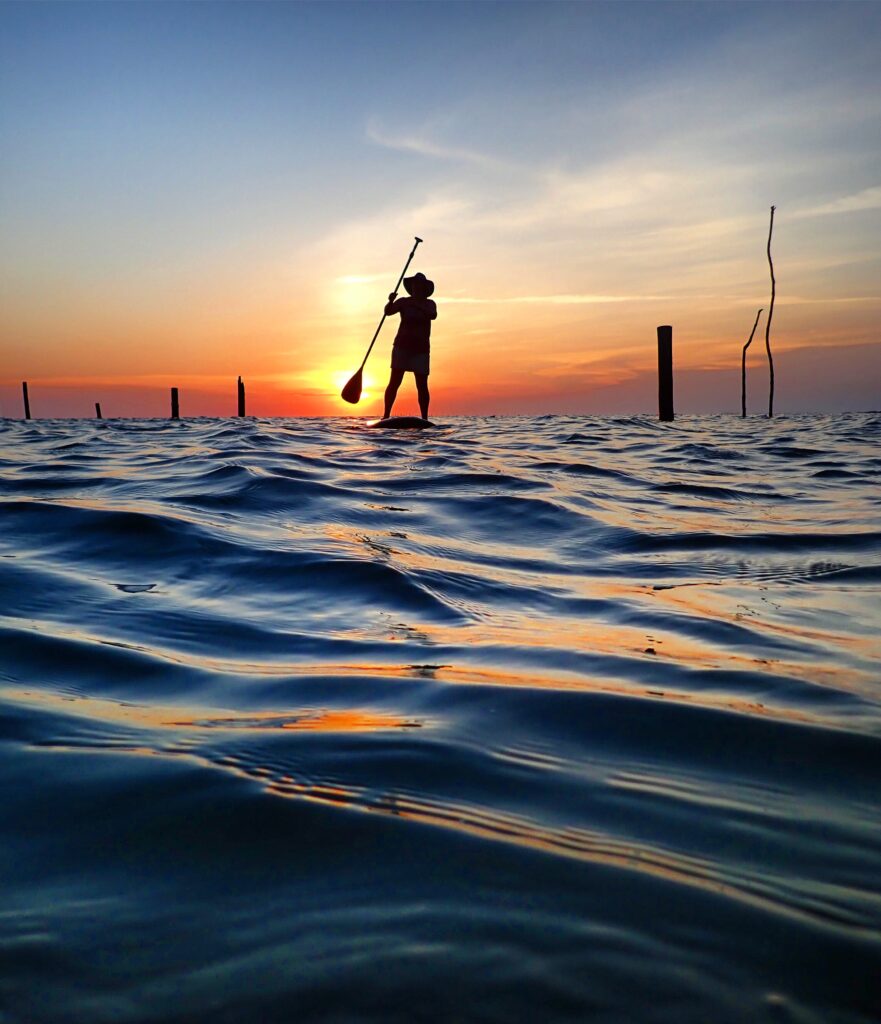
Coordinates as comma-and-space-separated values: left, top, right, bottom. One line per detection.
369, 416, 434, 429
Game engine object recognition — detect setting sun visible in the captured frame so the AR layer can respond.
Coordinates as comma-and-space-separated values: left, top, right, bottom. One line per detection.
331, 369, 377, 406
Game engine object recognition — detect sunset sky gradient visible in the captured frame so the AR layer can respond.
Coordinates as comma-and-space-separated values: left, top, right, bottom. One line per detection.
1, 1, 879, 418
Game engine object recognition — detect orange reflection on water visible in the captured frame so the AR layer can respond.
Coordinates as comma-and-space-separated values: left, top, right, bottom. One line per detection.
0, 687, 419, 734
280, 708, 420, 732
169, 707, 421, 733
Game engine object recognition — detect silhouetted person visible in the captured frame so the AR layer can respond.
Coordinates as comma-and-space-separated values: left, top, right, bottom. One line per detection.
383, 272, 436, 420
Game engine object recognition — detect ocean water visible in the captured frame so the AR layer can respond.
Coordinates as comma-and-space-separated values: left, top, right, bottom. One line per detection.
1, 413, 879, 1023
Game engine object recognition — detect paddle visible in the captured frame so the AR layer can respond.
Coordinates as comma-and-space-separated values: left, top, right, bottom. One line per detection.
341, 236, 423, 404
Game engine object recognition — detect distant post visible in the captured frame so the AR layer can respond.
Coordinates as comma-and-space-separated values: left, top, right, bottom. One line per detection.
171, 387, 180, 420
237, 376, 246, 417
657, 325, 674, 422
95, 402, 103, 420
22, 382, 31, 420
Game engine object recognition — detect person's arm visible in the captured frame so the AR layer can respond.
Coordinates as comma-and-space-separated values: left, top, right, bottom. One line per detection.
384, 293, 401, 316
428, 299, 437, 321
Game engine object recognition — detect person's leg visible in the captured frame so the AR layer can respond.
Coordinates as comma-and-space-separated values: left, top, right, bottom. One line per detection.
415, 373, 430, 420
384, 368, 406, 419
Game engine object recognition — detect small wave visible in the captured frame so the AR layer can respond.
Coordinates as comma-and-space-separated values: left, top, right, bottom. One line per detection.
618, 528, 881, 554
650, 481, 758, 501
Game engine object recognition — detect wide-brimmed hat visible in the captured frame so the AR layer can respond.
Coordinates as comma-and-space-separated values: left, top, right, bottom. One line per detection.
403, 272, 434, 298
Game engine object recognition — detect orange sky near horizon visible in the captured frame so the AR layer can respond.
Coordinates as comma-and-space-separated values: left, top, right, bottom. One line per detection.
3, 217, 879, 418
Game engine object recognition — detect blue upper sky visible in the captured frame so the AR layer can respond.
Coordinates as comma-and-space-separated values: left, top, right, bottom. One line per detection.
4, 2, 877, 247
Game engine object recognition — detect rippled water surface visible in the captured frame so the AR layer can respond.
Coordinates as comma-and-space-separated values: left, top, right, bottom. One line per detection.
1, 414, 880, 1022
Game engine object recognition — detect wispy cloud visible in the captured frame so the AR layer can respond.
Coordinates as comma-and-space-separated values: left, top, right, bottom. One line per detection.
444, 293, 668, 305
794, 186, 881, 218
334, 273, 389, 286
772, 295, 881, 306
365, 117, 506, 169
3, 373, 292, 389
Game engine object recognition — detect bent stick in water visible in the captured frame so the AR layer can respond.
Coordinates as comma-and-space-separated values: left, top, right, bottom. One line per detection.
741, 307, 763, 418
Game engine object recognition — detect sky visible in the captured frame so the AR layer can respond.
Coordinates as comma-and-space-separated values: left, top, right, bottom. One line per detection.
1, 0, 879, 418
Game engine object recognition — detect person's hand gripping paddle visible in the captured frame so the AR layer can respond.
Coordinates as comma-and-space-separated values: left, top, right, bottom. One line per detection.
341, 237, 423, 404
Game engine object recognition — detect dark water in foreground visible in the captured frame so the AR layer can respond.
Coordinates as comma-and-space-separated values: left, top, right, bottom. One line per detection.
1, 414, 880, 1023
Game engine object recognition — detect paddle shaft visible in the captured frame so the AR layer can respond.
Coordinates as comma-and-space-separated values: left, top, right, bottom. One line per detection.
358, 237, 423, 371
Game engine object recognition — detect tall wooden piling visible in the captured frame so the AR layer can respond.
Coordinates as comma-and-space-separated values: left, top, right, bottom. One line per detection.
237, 376, 246, 417
95, 402, 103, 419
657, 325, 674, 422
765, 205, 776, 418
170, 387, 180, 420
22, 382, 31, 420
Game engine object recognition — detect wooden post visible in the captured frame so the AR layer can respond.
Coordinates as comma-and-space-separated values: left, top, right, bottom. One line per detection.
657, 325, 674, 422
95, 402, 103, 419
22, 381, 31, 420
170, 387, 180, 419
237, 376, 245, 417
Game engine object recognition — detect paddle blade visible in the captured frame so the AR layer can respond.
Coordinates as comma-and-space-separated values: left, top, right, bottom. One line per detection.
341, 369, 363, 404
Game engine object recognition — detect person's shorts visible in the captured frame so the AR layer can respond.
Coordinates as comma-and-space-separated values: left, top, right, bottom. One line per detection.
391, 348, 430, 375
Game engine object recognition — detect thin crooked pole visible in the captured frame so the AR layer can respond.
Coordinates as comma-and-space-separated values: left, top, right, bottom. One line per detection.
741, 308, 763, 418
765, 206, 776, 418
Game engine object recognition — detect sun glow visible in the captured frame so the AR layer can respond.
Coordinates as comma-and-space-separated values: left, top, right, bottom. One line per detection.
332, 369, 379, 405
